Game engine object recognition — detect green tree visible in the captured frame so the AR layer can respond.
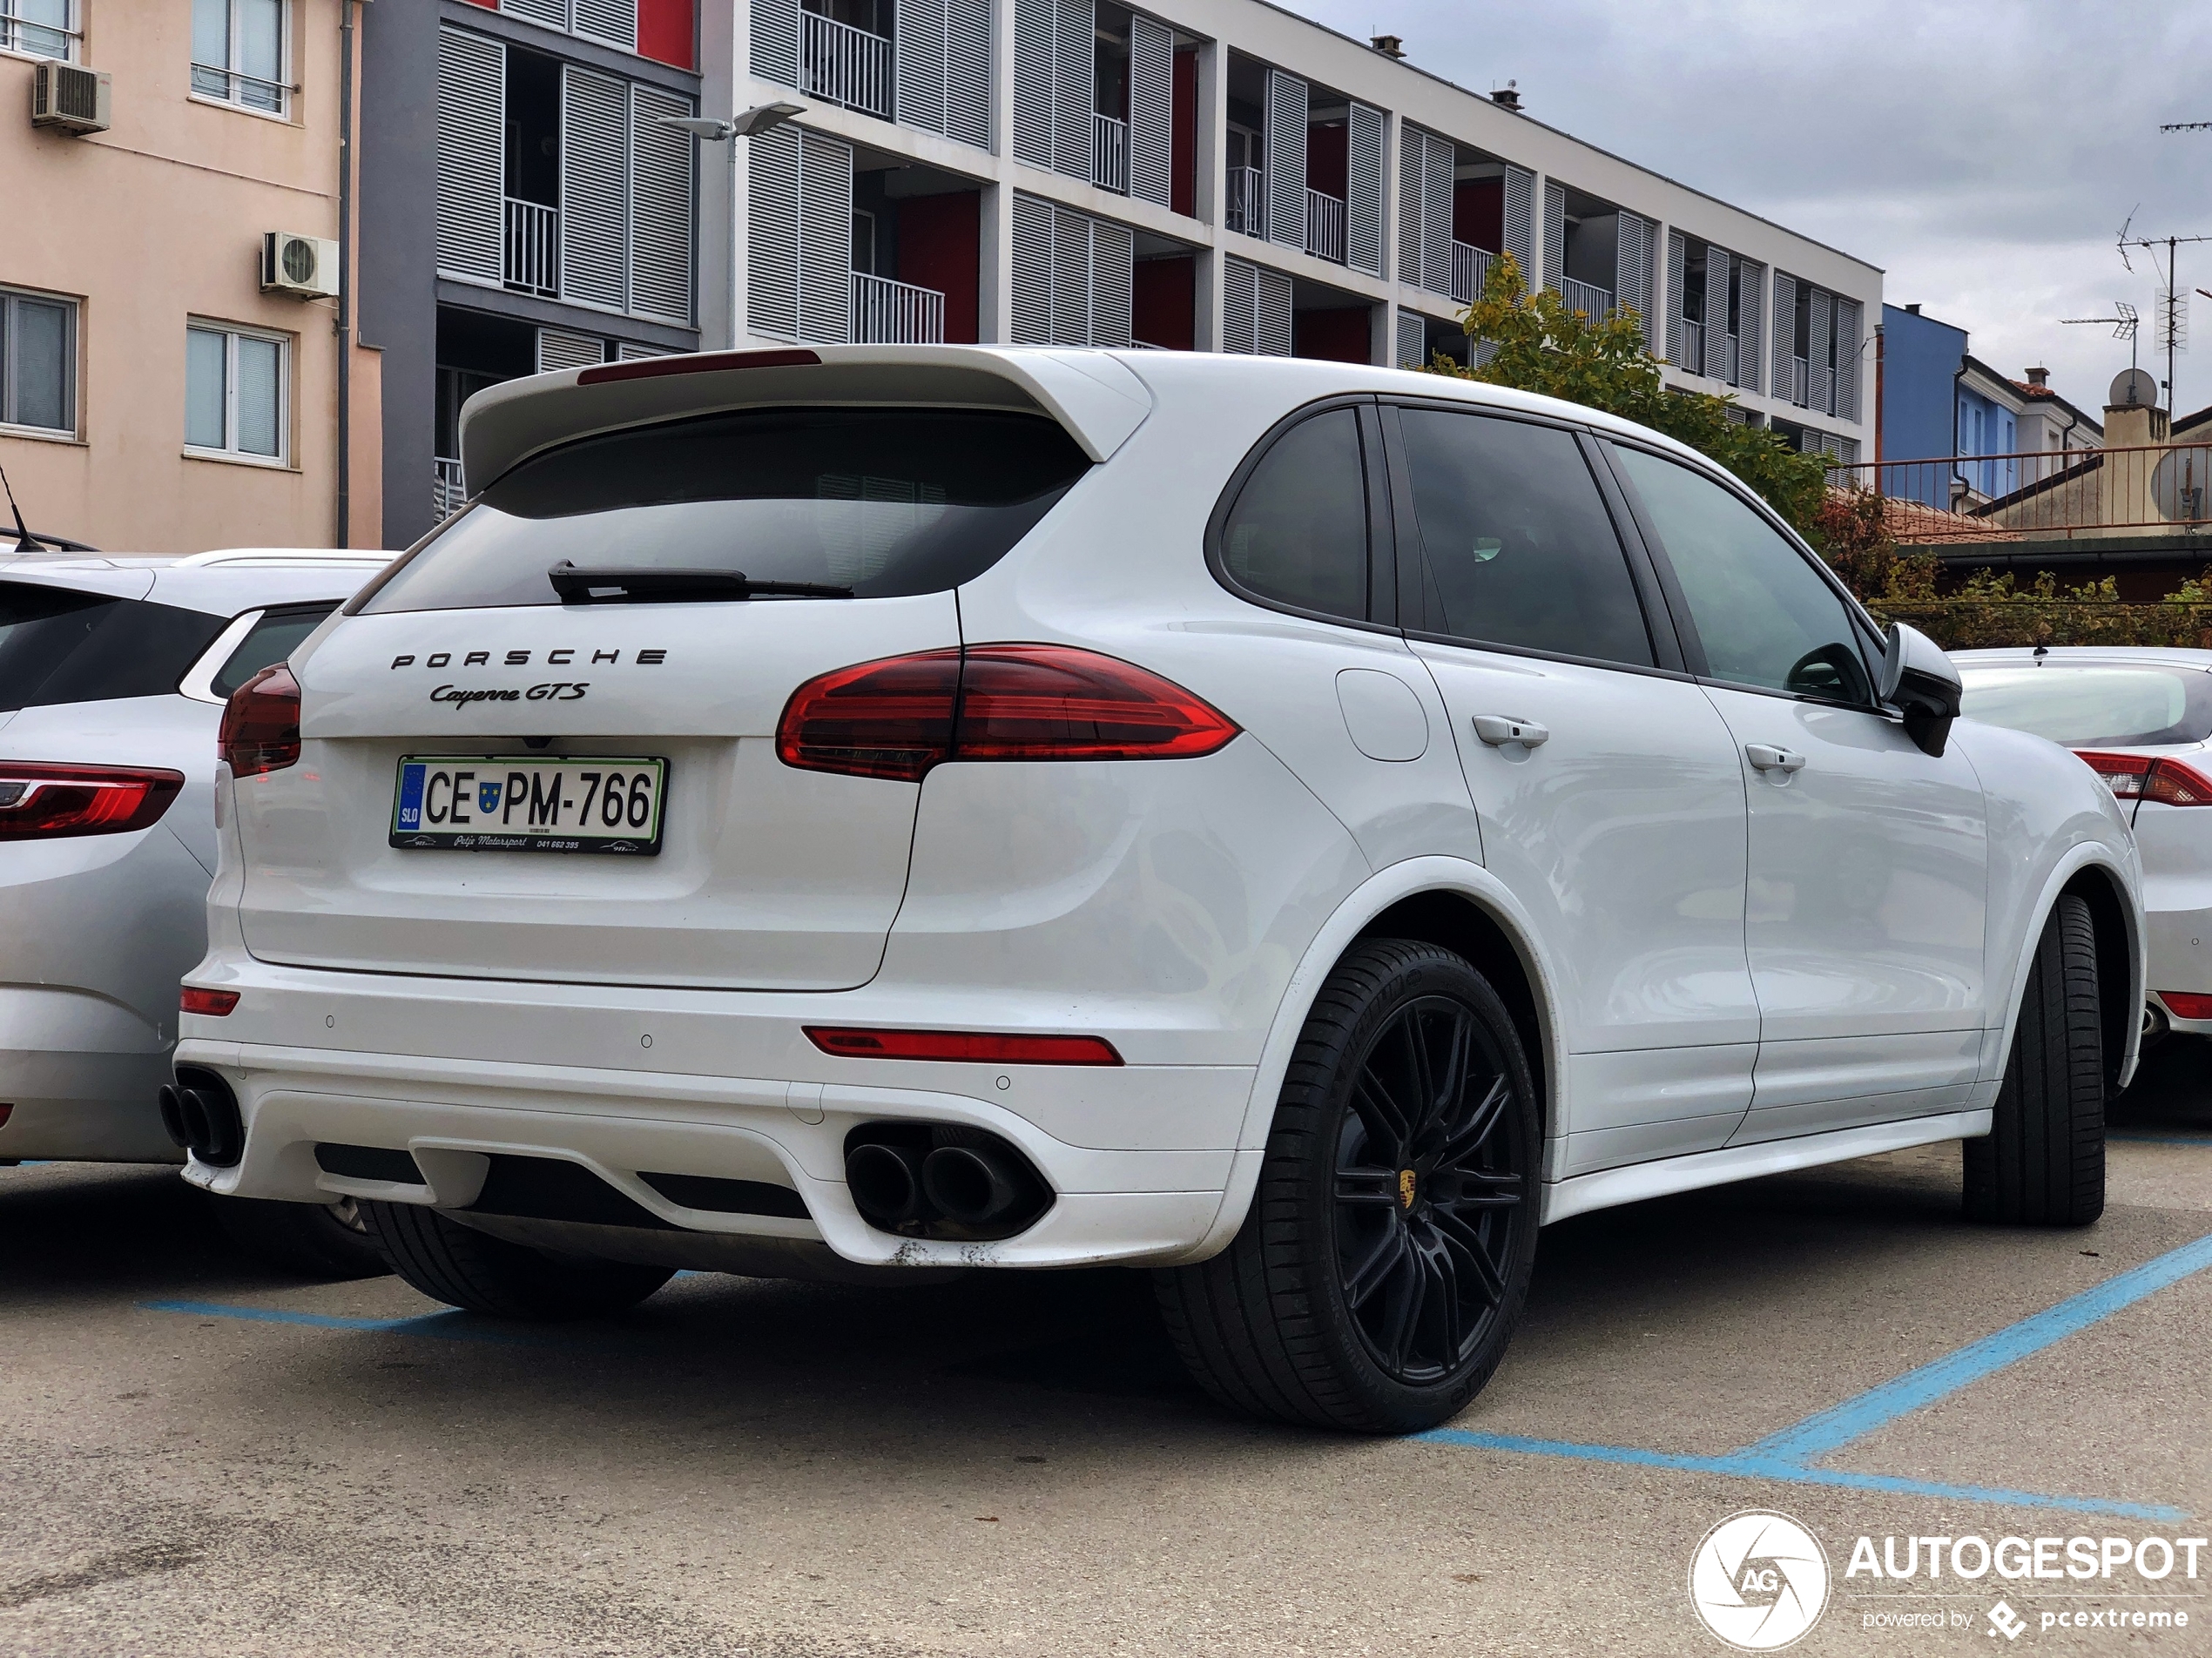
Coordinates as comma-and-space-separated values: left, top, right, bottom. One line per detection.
1430, 253, 1829, 536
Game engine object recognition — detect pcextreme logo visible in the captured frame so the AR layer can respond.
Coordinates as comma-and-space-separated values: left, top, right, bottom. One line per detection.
1689, 1510, 1831, 1651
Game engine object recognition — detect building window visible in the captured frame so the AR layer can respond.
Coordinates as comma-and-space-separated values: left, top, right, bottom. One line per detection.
0, 0, 78, 62
0, 287, 76, 436
192, 0, 289, 114
185, 323, 287, 463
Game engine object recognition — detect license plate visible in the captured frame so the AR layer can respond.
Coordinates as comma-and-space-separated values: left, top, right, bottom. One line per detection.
390, 757, 667, 855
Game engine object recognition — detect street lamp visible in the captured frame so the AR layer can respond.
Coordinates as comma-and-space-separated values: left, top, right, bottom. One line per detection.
656, 102, 807, 347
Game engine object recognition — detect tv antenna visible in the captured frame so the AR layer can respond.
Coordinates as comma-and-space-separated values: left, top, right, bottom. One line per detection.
0, 464, 46, 553
2161, 120, 2212, 132
2117, 224, 2212, 411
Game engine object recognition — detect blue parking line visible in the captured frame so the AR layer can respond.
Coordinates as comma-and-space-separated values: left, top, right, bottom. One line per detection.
143, 1298, 545, 1345
2111, 1132, 2212, 1146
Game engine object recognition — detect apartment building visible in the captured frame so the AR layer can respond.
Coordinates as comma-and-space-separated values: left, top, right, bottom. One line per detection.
0, 1, 376, 550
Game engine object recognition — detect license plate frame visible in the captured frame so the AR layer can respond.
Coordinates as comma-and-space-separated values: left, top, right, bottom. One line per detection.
389, 756, 668, 855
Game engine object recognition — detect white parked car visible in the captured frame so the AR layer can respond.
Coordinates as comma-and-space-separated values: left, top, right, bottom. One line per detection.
1956, 647, 2211, 1045
174, 348, 2141, 1430
0, 546, 393, 1276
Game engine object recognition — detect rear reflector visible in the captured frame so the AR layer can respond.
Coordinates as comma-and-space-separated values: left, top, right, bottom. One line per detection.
2160, 992, 2212, 1021
805, 1027, 1123, 1066
576, 348, 820, 387
220, 664, 302, 778
180, 987, 239, 1016
2075, 750, 2212, 805
0, 763, 185, 839
778, 644, 1238, 783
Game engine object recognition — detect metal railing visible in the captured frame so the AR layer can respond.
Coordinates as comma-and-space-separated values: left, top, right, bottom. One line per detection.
1305, 189, 1345, 264
1824, 441, 2212, 543
1451, 241, 1490, 305
190, 64, 289, 112
434, 458, 467, 519
801, 9, 891, 119
1225, 166, 1263, 238
1677, 317, 1705, 376
1791, 354, 1811, 408
1555, 275, 1613, 322
3, 3, 80, 61
851, 271, 946, 344
1093, 112, 1128, 194
503, 198, 558, 296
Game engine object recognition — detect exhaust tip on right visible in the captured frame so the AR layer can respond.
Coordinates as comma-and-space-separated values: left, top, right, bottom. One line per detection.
841, 1123, 1054, 1240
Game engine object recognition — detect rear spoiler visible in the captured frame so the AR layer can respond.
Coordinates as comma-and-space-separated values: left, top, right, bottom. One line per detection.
460, 345, 1155, 490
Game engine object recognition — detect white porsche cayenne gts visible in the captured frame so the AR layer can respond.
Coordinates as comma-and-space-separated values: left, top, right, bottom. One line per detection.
174, 347, 2142, 1432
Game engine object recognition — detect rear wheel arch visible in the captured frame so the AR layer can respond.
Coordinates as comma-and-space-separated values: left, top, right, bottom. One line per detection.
2060, 863, 2139, 1092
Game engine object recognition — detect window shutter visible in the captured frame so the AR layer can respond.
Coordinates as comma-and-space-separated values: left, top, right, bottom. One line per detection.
1264, 70, 1307, 253
1344, 102, 1383, 278
1615, 212, 1652, 343
1734, 259, 1763, 392
503, 0, 566, 29
1542, 178, 1565, 293
1395, 308, 1426, 368
1703, 246, 1729, 378
942, 0, 991, 149
895, 0, 948, 138
1051, 0, 1091, 179
1256, 263, 1291, 355
1665, 230, 1686, 366
1771, 272, 1796, 402
629, 84, 695, 325
748, 124, 801, 339
798, 127, 854, 343
1090, 218, 1133, 347
434, 29, 504, 284
1501, 165, 1533, 291
560, 65, 630, 312
1127, 14, 1172, 207
1807, 286, 1832, 414
1050, 204, 1090, 346
1010, 191, 1054, 343
617, 341, 673, 361
573, 0, 637, 51
1222, 255, 1258, 354
1833, 297, 1862, 421
1422, 134, 1452, 295
1397, 125, 1423, 289
536, 328, 605, 372
752, 0, 799, 88
1011, 0, 1053, 167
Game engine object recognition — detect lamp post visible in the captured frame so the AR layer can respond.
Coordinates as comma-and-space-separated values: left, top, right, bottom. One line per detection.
658, 102, 806, 350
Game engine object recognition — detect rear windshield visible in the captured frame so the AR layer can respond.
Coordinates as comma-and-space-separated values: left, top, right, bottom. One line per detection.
0, 583, 225, 711
359, 408, 1093, 615
1959, 664, 2212, 747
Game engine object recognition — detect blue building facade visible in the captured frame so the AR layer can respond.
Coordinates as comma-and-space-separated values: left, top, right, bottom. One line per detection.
1879, 302, 1965, 503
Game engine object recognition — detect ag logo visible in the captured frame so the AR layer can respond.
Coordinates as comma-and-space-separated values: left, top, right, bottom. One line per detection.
1689, 1510, 1830, 1650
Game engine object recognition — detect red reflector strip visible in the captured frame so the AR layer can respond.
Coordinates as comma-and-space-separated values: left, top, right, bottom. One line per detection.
180, 987, 239, 1017
577, 348, 820, 386
0, 1103, 10, 1129
2161, 992, 2212, 1021
804, 1027, 1123, 1066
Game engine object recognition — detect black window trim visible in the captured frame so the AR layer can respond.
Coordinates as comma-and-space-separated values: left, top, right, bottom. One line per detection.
1203, 394, 1401, 637
1376, 394, 1693, 684
179, 600, 341, 704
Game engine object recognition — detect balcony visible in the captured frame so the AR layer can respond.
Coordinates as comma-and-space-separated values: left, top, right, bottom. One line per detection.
1678, 318, 1705, 376
1556, 275, 1612, 322
1225, 166, 1263, 238
1305, 189, 1345, 265
503, 198, 558, 297
1451, 241, 1489, 306
802, 10, 891, 120
434, 457, 466, 519
852, 271, 946, 344
1093, 112, 1128, 194
1791, 355, 1811, 408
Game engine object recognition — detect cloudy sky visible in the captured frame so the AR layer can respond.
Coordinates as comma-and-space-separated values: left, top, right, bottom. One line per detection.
1283, 0, 2212, 428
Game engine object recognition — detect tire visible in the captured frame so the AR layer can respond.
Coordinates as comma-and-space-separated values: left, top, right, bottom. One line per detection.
1964, 893, 2106, 1226
360, 1200, 674, 1319
1154, 940, 1541, 1433
214, 1195, 392, 1280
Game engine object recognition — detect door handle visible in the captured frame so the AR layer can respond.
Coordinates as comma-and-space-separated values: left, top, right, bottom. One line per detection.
1473, 714, 1549, 748
1744, 744, 1806, 772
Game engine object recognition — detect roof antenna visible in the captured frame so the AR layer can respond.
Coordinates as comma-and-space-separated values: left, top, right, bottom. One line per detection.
0, 464, 47, 553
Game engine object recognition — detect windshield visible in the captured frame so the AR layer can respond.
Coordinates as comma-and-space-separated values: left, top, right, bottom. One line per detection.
359, 408, 1093, 614
1959, 663, 2212, 747
0, 583, 225, 711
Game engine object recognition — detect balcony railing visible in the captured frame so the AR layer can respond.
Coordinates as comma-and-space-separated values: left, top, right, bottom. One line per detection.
434, 457, 467, 519
852, 270, 945, 344
2, 7, 81, 61
1824, 442, 2212, 544
1451, 241, 1489, 305
802, 9, 891, 120
1677, 318, 1705, 376
1225, 166, 1263, 238
1556, 275, 1612, 322
1093, 112, 1128, 194
1791, 355, 1811, 408
1305, 189, 1345, 264
504, 198, 558, 297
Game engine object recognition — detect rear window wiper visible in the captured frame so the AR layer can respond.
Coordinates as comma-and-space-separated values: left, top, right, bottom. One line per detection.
549, 562, 853, 604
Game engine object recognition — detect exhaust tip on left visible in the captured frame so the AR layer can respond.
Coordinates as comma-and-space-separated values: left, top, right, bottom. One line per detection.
160, 1069, 245, 1168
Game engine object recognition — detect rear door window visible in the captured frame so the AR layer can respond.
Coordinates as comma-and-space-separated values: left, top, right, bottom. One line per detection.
0, 582, 225, 711
210, 604, 337, 698
358, 408, 1093, 615
1214, 406, 1372, 623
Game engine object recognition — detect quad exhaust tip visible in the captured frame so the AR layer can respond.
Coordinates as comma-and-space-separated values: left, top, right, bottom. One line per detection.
842, 1124, 1052, 1240
158, 1068, 245, 1168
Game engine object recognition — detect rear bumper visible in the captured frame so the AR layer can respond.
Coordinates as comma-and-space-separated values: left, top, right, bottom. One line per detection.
2145, 896, 2211, 1034
0, 987, 178, 1163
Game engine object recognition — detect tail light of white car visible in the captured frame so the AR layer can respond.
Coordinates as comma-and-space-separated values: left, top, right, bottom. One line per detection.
219, 664, 302, 777
2074, 750, 2212, 807
0, 762, 185, 839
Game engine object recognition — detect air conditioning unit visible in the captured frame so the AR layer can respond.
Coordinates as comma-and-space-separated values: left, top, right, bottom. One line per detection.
260, 232, 341, 300
30, 61, 111, 135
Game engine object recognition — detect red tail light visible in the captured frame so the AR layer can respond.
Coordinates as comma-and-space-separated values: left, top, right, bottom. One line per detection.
2161, 992, 2212, 1021
805, 1027, 1123, 1065
180, 987, 239, 1016
778, 644, 1238, 782
2076, 750, 2212, 806
220, 664, 302, 778
0, 763, 184, 840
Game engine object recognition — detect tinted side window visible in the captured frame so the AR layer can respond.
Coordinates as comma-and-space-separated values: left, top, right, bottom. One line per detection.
0, 583, 225, 711
211, 604, 337, 698
1217, 408, 1369, 623
1613, 446, 1872, 702
1398, 409, 1652, 666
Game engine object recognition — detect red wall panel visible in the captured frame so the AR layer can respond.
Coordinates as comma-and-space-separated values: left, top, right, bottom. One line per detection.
1294, 307, 1371, 364
898, 192, 981, 345
1171, 50, 1198, 219
1134, 256, 1195, 351
1454, 179, 1501, 253
638, 0, 695, 68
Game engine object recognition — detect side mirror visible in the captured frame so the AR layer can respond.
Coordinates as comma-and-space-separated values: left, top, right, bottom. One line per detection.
1878, 622, 1963, 758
